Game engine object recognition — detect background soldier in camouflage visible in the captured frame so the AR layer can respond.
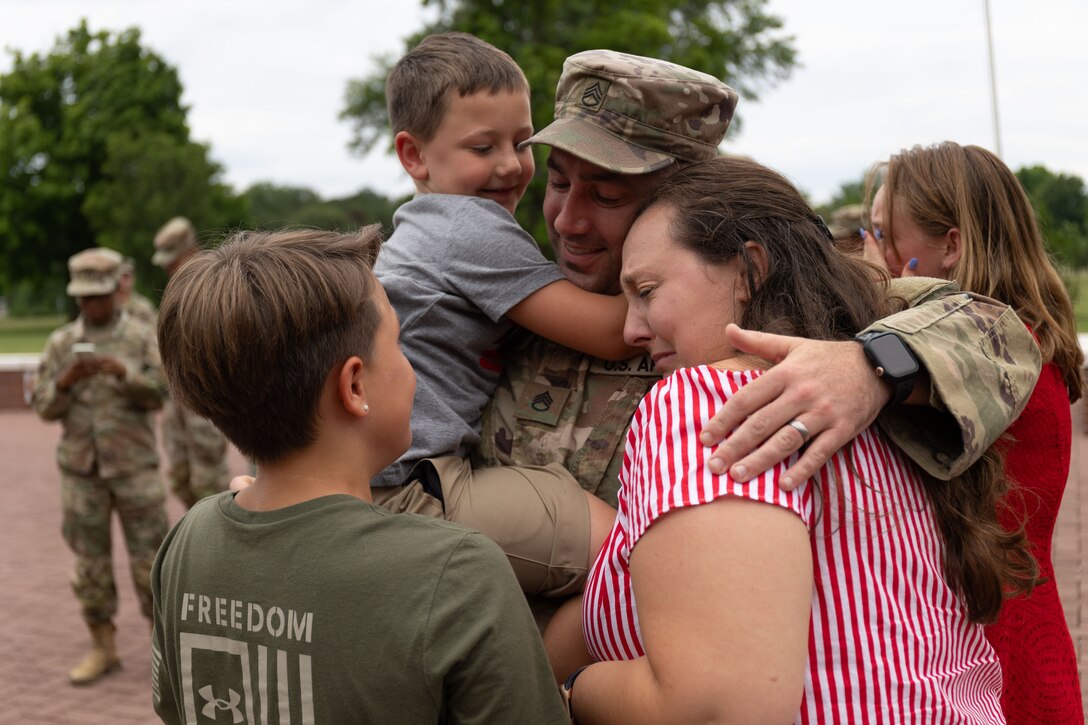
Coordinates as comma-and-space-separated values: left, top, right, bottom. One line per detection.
473, 49, 1040, 509
31, 247, 169, 685
117, 256, 158, 326
152, 217, 231, 508
827, 203, 866, 256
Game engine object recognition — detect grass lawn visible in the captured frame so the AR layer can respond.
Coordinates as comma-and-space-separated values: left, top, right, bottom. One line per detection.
0, 315, 66, 354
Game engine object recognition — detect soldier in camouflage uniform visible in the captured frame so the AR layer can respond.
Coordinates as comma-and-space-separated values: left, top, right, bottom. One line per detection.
367, 50, 1039, 600
117, 256, 158, 326
472, 49, 1039, 510
828, 203, 866, 256
31, 248, 169, 685
152, 217, 230, 508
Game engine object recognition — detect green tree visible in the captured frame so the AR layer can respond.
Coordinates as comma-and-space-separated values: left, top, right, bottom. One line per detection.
1016, 165, 1088, 267
241, 183, 401, 235
816, 178, 866, 221
340, 0, 797, 245
85, 130, 245, 297
0, 21, 244, 306
242, 182, 323, 226
333, 188, 403, 234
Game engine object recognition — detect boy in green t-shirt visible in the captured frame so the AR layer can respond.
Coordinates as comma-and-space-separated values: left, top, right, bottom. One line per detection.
150, 226, 566, 723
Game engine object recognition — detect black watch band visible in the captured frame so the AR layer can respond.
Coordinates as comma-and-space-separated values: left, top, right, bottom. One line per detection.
562, 665, 590, 720
856, 331, 920, 406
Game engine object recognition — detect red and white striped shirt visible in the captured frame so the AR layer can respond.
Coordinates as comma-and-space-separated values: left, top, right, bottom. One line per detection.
583, 366, 1004, 724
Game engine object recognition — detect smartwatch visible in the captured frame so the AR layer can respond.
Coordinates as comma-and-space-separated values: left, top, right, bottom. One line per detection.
855, 331, 920, 405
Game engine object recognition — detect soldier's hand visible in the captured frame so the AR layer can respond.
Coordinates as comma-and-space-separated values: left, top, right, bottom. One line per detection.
56, 358, 96, 391
95, 356, 128, 380
699, 324, 890, 491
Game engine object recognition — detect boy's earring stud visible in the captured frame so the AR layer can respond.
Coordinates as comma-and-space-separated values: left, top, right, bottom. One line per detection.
363, 404, 369, 413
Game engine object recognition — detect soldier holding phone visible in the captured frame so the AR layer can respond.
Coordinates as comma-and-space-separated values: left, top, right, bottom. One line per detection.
31, 247, 169, 686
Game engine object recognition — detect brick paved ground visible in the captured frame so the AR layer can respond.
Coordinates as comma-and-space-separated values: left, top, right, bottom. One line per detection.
1, 404, 1085, 723
0, 411, 248, 724
1056, 398, 1088, 710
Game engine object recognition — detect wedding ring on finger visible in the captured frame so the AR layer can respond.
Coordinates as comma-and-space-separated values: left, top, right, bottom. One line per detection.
787, 419, 812, 444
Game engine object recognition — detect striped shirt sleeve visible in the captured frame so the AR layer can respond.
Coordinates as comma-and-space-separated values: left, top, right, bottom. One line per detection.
624, 366, 813, 550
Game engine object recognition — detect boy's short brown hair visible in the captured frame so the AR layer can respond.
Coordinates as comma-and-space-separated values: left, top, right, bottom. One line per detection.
158, 227, 384, 464
386, 31, 529, 141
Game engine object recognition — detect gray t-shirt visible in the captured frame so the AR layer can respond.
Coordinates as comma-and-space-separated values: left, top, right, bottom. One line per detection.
151, 492, 568, 724
373, 194, 564, 487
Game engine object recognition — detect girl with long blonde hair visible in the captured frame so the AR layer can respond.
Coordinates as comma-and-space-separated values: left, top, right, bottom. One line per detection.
866, 141, 1085, 724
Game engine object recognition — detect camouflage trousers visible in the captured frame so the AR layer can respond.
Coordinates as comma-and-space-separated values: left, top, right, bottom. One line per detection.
162, 398, 229, 508
60, 466, 168, 625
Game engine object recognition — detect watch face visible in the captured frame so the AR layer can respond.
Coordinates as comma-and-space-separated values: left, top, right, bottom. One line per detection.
868, 334, 919, 379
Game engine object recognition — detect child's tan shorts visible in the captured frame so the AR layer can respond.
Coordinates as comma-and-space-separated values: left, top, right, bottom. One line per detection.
371, 455, 591, 598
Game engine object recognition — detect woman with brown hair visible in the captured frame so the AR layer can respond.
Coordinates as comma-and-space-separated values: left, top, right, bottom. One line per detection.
865, 141, 1085, 724
563, 155, 1036, 724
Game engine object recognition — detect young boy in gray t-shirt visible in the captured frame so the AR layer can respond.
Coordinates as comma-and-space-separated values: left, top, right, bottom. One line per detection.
372, 33, 630, 598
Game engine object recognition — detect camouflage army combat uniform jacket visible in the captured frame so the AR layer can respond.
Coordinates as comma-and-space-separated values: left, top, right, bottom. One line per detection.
124, 292, 158, 327
32, 312, 165, 478
475, 278, 1041, 506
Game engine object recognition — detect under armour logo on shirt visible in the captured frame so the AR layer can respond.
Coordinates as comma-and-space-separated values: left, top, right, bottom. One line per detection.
199, 684, 244, 723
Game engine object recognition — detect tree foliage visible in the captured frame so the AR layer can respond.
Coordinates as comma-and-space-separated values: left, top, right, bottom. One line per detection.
241, 183, 403, 237
0, 21, 244, 305
340, 0, 797, 244
816, 177, 866, 221
242, 182, 323, 226
1016, 165, 1088, 268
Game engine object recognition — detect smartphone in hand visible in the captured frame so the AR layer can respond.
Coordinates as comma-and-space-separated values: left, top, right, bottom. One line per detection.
71, 342, 97, 360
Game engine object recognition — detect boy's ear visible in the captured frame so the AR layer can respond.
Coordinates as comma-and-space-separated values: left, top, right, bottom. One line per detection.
336, 356, 371, 419
394, 131, 430, 182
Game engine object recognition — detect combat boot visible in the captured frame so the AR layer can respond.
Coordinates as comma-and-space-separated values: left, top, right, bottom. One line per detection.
69, 621, 121, 685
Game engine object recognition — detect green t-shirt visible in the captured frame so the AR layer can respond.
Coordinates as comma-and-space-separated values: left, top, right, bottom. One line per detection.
152, 492, 567, 724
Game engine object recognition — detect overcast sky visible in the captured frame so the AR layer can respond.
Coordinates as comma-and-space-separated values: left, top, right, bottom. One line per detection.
3, 0, 1086, 206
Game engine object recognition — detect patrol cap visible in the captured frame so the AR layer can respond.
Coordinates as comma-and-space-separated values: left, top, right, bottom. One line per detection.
829, 203, 865, 241
152, 216, 197, 268
67, 247, 123, 297
523, 50, 738, 174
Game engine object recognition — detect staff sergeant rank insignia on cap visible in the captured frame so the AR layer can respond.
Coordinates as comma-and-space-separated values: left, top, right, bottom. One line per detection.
523, 49, 737, 175
580, 80, 607, 112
